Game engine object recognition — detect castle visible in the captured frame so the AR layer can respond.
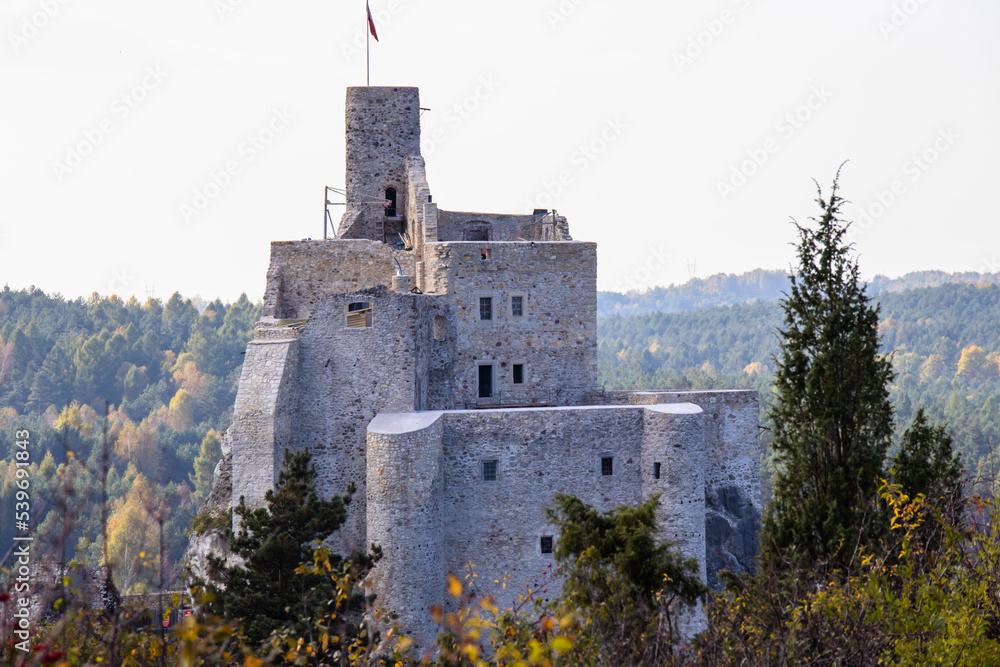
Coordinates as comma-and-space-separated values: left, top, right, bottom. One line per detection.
197, 86, 761, 640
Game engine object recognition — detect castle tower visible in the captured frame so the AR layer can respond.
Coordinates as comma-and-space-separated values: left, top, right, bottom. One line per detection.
339, 86, 422, 242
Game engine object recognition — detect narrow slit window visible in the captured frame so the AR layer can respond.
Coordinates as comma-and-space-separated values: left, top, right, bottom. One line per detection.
483, 460, 498, 481
653, 462, 661, 479
346, 301, 372, 328
512, 364, 524, 385
601, 456, 613, 476
540, 536, 553, 554
479, 297, 492, 321
384, 187, 397, 217
433, 315, 446, 341
511, 295, 523, 318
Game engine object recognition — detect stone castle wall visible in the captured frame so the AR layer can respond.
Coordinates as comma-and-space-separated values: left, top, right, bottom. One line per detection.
366, 403, 712, 643
422, 241, 598, 407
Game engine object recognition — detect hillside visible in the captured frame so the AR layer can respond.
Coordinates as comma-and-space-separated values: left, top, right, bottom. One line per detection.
598, 281, 1000, 481
598, 269, 1000, 317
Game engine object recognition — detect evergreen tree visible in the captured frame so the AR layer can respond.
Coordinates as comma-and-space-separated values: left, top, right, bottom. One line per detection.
761, 175, 895, 570
893, 407, 963, 526
208, 449, 357, 645
546, 494, 705, 659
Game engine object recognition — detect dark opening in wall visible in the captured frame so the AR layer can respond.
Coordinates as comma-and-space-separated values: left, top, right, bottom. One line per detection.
482, 460, 498, 481
511, 295, 523, 318
540, 536, 553, 554
478, 365, 493, 399
512, 364, 524, 385
601, 456, 613, 476
345, 302, 372, 328
384, 187, 397, 217
654, 462, 661, 479
465, 228, 488, 241
479, 297, 492, 321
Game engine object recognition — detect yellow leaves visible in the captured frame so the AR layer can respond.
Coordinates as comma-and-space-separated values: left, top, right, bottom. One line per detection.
447, 573, 463, 598
551, 635, 574, 653
431, 604, 443, 624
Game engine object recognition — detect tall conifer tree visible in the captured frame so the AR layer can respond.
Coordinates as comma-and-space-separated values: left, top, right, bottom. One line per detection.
762, 174, 894, 569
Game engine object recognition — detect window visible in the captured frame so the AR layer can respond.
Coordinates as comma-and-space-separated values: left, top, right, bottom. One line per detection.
345, 301, 372, 328
479, 297, 492, 321
540, 536, 553, 554
384, 187, 397, 217
512, 364, 525, 385
433, 316, 446, 341
483, 460, 498, 481
511, 295, 523, 318
478, 364, 493, 399
653, 462, 661, 479
601, 456, 613, 476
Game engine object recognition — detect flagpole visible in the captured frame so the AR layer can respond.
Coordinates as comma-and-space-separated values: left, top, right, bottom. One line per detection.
366, 3, 370, 86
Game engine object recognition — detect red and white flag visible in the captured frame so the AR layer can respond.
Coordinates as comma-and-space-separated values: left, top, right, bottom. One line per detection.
367, 2, 379, 42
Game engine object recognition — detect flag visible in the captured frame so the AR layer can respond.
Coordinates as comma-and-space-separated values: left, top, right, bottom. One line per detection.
367, 2, 379, 42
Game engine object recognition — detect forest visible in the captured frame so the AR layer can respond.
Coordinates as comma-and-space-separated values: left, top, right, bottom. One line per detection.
0, 287, 259, 594
3, 251, 1000, 664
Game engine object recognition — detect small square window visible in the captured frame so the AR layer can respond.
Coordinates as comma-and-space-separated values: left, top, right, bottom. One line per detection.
346, 302, 372, 328
511, 295, 523, 318
479, 297, 492, 321
483, 460, 498, 481
512, 364, 524, 385
653, 462, 661, 479
601, 457, 613, 476
540, 536, 553, 554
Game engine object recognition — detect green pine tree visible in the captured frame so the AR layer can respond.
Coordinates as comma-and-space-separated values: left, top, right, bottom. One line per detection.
761, 174, 895, 570
207, 449, 358, 645
892, 407, 963, 528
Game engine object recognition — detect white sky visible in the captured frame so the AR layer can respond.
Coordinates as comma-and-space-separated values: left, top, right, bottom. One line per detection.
2, 0, 998, 302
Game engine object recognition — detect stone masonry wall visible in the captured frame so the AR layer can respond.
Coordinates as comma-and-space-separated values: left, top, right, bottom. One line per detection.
288, 286, 425, 553
606, 389, 760, 586
364, 403, 709, 638
436, 210, 566, 243
339, 87, 421, 240
423, 241, 598, 407
230, 324, 300, 514
262, 240, 415, 320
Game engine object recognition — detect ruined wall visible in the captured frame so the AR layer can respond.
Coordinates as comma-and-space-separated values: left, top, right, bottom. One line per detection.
339, 87, 421, 240
436, 210, 567, 243
230, 323, 300, 514
422, 241, 598, 408
365, 403, 709, 635
288, 286, 429, 553
262, 240, 415, 320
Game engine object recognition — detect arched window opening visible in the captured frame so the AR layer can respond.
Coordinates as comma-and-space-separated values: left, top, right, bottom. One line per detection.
384, 187, 397, 217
